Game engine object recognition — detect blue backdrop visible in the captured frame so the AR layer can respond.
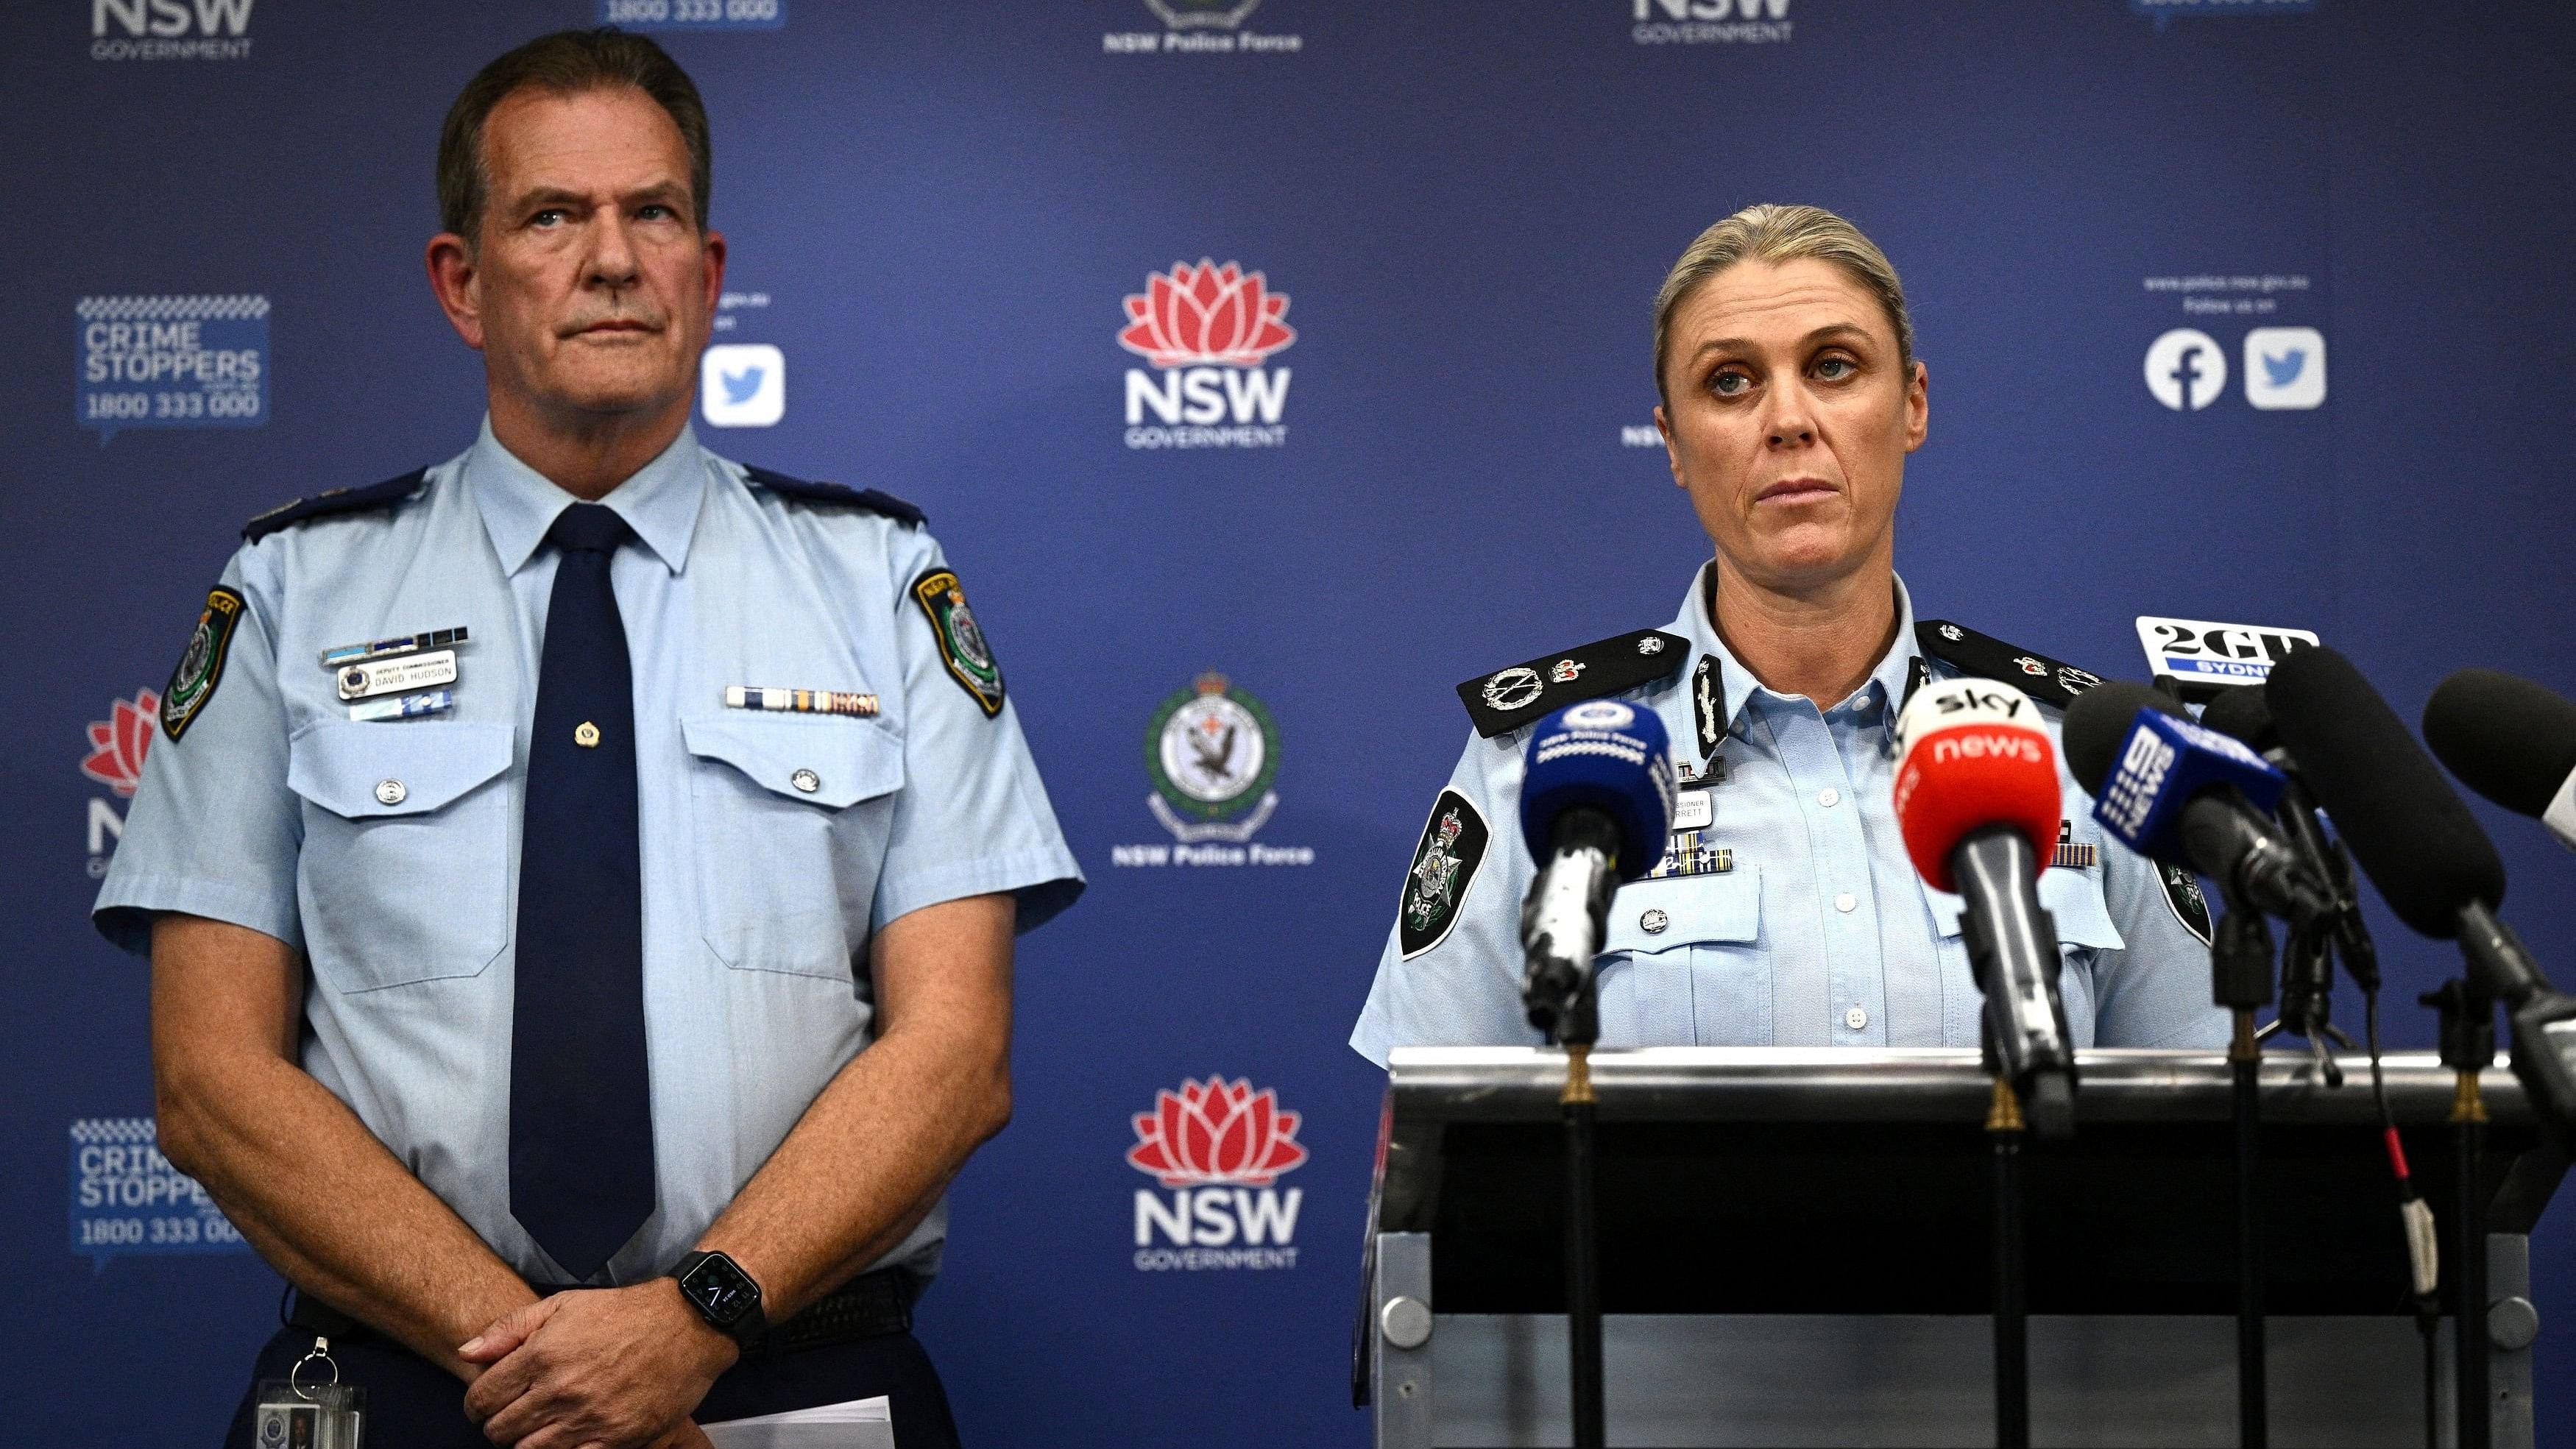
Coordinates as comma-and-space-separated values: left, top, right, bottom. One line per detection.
7, 1, 2575, 1444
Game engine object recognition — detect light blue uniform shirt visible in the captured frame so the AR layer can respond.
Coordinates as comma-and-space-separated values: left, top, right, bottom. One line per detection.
1351, 564, 2226, 1066
97, 419, 1084, 1287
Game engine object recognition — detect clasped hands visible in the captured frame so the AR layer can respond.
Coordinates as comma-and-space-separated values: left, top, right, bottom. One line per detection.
460, 1278, 737, 1449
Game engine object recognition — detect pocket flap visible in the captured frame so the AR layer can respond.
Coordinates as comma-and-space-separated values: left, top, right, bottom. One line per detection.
288, 720, 514, 819
1922, 867, 2126, 952
1604, 868, 1762, 955
680, 714, 902, 809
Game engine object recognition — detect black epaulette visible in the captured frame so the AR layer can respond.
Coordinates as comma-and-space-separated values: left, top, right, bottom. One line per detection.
1454, 628, 1688, 739
743, 465, 926, 528
1914, 619, 2106, 711
241, 469, 429, 542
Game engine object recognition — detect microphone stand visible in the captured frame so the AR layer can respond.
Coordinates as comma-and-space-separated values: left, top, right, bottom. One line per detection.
1554, 982, 1607, 1449
2211, 893, 2276, 1449
2423, 979, 2493, 1449
1984, 1038, 2030, 1449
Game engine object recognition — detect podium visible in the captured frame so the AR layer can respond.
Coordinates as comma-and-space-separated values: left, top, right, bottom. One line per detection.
1356, 1048, 2563, 1448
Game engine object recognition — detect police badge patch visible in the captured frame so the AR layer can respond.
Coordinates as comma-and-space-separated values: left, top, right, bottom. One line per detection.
1399, 790, 1489, 960
160, 587, 245, 741
910, 569, 1004, 717
2160, 864, 2216, 947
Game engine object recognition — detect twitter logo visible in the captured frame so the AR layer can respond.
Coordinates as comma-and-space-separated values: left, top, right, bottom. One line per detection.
2243, 327, 2324, 410
701, 343, 785, 427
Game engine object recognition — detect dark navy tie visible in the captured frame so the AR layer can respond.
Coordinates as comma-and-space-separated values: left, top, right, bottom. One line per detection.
509, 503, 655, 1280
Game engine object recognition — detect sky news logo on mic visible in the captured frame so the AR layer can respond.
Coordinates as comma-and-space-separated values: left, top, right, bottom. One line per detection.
1128, 1076, 1307, 1272
1118, 260, 1296, 450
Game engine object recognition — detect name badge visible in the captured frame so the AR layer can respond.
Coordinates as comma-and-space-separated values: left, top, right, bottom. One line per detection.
336, 649, 458, 701
1671, 788, 1713, 832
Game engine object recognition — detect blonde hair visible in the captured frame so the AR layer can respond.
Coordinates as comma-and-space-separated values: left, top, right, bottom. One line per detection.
1652, 203, 1915, 407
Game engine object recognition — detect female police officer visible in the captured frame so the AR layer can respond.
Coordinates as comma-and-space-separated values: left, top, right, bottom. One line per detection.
1351, 204, 2224, 1062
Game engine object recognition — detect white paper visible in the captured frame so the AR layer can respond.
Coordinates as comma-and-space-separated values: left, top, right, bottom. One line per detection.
701, 1395, 894, 1449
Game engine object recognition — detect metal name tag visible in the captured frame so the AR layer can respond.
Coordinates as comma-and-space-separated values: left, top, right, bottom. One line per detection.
336, 649, 458, 701
1671, 788, 1713, 832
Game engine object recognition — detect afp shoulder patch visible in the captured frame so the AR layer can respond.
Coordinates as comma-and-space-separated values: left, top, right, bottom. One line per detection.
160, 587, 246, 741
1915, 620, 2105, 711
1455, 629, 1688, 739
1400, 789, 1490, 959
910, 568, 1004, 716
242, 469, 429, 542
745, 466, 926, 528
2159, 863, 2217, 947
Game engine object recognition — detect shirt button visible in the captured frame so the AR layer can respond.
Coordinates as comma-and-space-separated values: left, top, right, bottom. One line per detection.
790, 768, 821, 794
1845, 1005, 1869, 1031
1818, 787, 1841, 807
375, 779, 406, 807
1639, 908, 1669, 935
1835, 892, 1857, 913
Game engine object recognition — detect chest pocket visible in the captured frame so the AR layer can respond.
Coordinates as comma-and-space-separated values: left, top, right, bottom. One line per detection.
1923, 866, 2126, 1043
682, 715, 904, 979
1596, 868, 1766, 1046
286, 720, 515, 992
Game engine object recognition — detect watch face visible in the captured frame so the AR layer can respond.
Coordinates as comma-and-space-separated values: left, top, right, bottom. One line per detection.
682, 1254, 758, 1325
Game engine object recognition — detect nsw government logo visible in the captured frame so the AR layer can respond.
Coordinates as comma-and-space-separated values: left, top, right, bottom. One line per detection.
92, 0, 255, 61
71, 1118, 248, 1269
1130, 1077, 1307, 1271
1119, 261, 1295, 450
78, 294, 268, 443
1632, 0, 1792, 45
1114, 673, 1314, 866
81, 688, 158, 878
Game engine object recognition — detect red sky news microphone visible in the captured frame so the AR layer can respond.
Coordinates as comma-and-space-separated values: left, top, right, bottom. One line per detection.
2424, 667, 2576, 853
1892, 678, 2076, 1135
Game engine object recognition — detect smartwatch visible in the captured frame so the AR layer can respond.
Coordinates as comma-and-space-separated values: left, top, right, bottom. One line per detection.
672, 1250, 768, 1350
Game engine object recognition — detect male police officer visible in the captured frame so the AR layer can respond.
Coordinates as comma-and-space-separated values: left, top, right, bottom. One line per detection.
1354, 205, 2223, 1063
95, 30, 1080, 1449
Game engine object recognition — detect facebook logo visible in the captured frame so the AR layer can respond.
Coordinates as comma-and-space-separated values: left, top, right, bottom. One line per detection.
700, 344, 785, 428
2143, 328, 2226, 411
2243, 326, 2326, 409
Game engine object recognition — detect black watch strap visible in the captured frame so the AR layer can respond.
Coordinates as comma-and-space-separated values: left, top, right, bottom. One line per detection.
673, 1250, 768, 1349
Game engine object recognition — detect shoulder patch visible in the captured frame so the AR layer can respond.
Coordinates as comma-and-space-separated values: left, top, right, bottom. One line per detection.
1454, 629, 1688, 739
2159, 863, 2217, 947
160, 587, 245, 740
910, 568, 1004, 716
743, 465, 926, 528
1400, 789, 1490, 959
242, 469, 429, 542
1914, 620, 2105, 711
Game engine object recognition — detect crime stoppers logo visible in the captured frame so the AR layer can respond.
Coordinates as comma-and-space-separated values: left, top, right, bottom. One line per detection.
82, 688, 158, 877
1112, 673, 1314, 867
1119, 260, 1295, 449
1129, 1077, 1307, 1271
78, 294, 268, 442
71, 1118, 247, 1269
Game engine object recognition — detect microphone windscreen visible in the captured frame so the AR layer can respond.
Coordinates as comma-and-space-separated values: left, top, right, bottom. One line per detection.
1519, 699, 1674, 881
2266, 645, 2505, 938
2197, 685, 2278, 754
1891, 679, 2062, 893
2424, 668, 2576, 820
2062, 681, 2184, 797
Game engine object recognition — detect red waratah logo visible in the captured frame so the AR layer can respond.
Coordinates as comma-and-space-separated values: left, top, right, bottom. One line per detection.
1126, 1075, 1309, 1187
1118, 261, 1298, 369
82, 689, 160, 797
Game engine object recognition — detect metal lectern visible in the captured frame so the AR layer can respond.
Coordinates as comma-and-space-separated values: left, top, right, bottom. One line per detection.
1357, 1048, 2563, 1448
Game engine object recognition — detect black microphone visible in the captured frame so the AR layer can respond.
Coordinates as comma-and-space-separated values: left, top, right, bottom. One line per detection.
2062, 682, 2335, 929
2424, 668, 2576, 852
2265, 646, 2576, 1144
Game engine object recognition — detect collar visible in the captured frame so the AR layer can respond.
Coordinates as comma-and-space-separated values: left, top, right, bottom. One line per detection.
466, 415, 708, 576
1667, 561, 1925, 743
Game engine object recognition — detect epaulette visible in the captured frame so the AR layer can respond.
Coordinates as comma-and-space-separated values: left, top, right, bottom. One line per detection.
241, 469, 429, 542
743, 465, 926, 528
1914, 619, 2106, 711
1454, 628, 1688, 739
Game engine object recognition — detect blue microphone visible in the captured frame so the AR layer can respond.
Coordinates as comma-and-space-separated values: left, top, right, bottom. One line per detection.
2063, 684, 2329, 928
1517, 700, 1675, 1038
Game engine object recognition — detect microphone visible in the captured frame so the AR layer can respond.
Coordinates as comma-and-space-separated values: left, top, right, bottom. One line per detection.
1516, 699, 1675, 1039
2265, 646, 2576, 1146
2062, 682, 2334, 929
1890, 678, 2076, 1134
2424, 668, 2576, 851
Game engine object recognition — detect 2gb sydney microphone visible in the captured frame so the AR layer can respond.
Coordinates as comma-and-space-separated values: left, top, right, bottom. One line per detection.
1516, 701, 1675, 1039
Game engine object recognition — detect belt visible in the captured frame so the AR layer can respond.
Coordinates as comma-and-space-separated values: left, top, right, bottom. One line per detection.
286, 1267, 914, 1361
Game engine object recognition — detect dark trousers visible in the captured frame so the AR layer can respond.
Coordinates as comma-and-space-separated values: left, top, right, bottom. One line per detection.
223, 1323, 962, 1449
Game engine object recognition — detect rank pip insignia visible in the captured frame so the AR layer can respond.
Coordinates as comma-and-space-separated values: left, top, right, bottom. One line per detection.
1482, 667, 1544, 712
910, 569, 1004, 716
1549, 658, 1585, 684
1398, 790, 1490, 959
160, 586, 246, 742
